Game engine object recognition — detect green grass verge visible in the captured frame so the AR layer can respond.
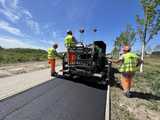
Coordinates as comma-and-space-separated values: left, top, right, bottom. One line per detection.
0, 48, 47, 64
134, 57, 160, 95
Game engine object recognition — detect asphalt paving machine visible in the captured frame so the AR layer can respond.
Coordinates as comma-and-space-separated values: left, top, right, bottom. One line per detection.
62, 29, 114, 84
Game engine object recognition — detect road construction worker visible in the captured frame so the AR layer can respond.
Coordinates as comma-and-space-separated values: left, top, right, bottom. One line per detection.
48, 44, 61, 77
109, 45, 142, 98
64, 30, 77, 64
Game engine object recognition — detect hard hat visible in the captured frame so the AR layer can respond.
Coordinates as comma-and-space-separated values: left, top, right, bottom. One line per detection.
53, 43, 58, 48
123, 45, 131, 51
67, 30, 72, 35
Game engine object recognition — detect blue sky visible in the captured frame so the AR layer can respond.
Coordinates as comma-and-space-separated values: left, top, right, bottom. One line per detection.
0, 0, 159, 52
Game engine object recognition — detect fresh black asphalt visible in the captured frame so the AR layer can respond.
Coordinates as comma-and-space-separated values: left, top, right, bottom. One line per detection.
0, 77, 106, 120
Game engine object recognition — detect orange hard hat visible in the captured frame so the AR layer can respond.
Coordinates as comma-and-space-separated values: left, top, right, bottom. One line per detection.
123, 45, 131, 51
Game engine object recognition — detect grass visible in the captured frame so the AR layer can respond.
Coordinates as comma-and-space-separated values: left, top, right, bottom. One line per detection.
134, 57, 160, 95
111, 87, 136, 120
0, 48, 47, 64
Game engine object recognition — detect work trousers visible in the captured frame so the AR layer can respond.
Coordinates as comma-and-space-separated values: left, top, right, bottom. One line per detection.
48, 59, 56, 74
67, 51, 76, 64
121, 72, 134, 92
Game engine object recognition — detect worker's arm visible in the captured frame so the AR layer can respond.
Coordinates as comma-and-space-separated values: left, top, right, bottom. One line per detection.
108, 59, 122, 64
64, 36, 68, 47
72, 36, 78, 44
133, 53, 143, 67
136, 58, 143, 66
54, 51, 63, 59
108, 54, 123, 64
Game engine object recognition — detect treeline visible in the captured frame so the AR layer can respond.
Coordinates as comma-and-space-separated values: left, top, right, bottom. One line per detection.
0, 47, 47, 64
151, 51, 160, 56
111, 0, 160, 72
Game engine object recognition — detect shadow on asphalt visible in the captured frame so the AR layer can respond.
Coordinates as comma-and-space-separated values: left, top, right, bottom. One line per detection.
130, 91, 160, 101
57, 75, 107, 91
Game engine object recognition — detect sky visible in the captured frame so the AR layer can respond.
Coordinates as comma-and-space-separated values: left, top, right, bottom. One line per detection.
0, 0, 159, 52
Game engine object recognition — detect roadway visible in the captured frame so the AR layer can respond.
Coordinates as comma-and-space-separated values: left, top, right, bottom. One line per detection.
0, 77, 107, 120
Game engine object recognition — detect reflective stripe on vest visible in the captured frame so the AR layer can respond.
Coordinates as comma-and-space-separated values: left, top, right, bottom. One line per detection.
48, 48, 56, 59
119, 52, 138, 72
64, 35, 75, 47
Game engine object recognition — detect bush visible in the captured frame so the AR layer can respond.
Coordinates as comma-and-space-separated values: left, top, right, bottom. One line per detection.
0, 48, 47, 64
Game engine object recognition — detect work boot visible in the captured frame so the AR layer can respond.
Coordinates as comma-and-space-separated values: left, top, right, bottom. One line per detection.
123, 91, 132, 98
51, 72, 57, 77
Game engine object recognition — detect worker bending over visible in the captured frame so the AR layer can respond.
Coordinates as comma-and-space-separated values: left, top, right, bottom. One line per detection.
48, 44, 62, 77
64, 30, 77, 64
109, 45, 142, 98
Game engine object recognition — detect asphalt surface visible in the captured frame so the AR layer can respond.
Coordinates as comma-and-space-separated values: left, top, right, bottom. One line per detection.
0, 77, 107, 120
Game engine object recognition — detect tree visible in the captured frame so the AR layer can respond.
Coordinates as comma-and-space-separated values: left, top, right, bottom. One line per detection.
112, 25, 136, 58
146, 45, 153, 54
136, 0, 160, 72
0, 46, 4, 50
119, 25, 136, 47
153, 44, 160, 51
112, 42, 121, 58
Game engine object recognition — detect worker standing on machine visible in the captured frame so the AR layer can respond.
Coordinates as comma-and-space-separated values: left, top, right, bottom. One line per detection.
48, 43, 62, 77
64, 30, 77, 64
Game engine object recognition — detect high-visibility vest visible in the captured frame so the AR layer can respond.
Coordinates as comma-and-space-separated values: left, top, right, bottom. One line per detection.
64, 35, 75, 48
119, 52, 139, 73
48, 48, 57, 59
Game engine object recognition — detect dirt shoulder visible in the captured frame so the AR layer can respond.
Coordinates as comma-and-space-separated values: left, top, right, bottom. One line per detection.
0, 59, 62, 78
111, 86, 160, 120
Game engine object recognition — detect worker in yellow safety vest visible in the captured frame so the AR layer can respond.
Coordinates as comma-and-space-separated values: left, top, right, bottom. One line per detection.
109, 45, 142, 98
48, 44, 62, 77
64, 30, 77, 64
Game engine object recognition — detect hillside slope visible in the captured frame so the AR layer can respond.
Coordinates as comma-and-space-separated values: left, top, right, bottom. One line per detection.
0, 47, 47, 64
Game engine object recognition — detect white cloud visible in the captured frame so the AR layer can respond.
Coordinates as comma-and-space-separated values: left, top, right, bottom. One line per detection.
22, 9, 32, 18
0, 9, 20, 22
9, 0, 18, 8
0, 20, 24, 36
26, 20, 40, 34
0, 0, 40, 34
0, 0, 20, 22
0, 36, 40, 48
